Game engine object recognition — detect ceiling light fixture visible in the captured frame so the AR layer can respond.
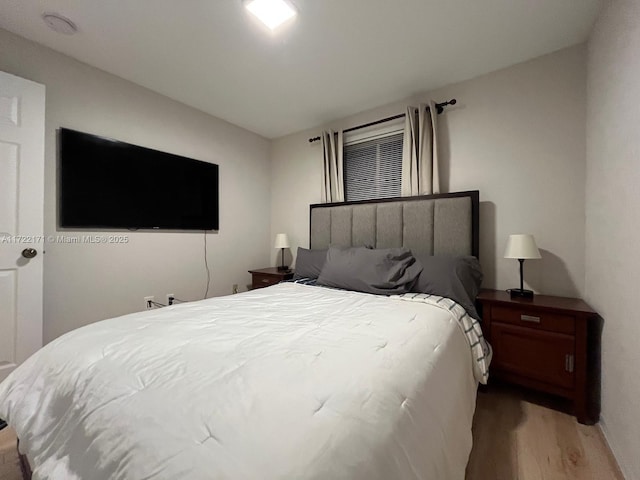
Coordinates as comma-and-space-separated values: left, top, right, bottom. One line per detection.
42, 12, 78, 35
244, 0, 296, 30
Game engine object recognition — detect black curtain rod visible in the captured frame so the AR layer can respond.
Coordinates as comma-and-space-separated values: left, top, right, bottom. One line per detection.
308, 98, 457, 143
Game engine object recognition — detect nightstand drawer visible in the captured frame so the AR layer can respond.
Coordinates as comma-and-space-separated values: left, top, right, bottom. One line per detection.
252, 274, 281, 289
491, 323, 575, 390
249, 268, 294, 290
492, 306, 575, 334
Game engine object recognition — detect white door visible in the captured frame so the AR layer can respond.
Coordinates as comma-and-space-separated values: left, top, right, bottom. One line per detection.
0, 71, 45, 382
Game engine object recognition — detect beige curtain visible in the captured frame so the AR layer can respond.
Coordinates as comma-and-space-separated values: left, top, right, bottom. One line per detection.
401, 100, 440, 196
321, 130, 344, 203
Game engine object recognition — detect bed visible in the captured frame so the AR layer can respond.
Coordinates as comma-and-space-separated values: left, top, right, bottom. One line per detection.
0, 190, 488, 480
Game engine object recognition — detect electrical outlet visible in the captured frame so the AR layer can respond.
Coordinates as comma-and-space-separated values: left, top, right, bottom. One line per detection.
232, 284, 238, 294
167, 293, 175, 305
144, 296, 154, 310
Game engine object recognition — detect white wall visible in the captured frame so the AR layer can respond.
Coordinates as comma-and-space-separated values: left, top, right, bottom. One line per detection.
271, 45, 587, 297
586, 1, 640, 478
0, 28, 271, 343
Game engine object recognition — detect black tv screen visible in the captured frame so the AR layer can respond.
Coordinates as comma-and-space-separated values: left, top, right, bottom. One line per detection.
59, 128, 219, 230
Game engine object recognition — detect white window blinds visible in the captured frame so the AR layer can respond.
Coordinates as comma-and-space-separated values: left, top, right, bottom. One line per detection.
344, 132, 403, 201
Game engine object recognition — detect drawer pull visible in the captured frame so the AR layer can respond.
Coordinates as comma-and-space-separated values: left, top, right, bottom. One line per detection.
261, 279, 270, 283
564, 354, 575, 373
570, 355, 574, 373
520, 314, 541, 323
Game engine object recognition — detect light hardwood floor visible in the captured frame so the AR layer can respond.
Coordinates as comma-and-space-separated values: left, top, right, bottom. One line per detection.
0, 427, 21, 480
0, 389, 624, 480
467, 386, 624, 480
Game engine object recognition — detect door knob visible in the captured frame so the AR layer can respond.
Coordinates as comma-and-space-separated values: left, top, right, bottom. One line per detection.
22, 248, 37, 259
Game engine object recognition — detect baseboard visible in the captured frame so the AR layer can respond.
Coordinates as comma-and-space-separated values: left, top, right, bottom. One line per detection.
599, 415, 629, 480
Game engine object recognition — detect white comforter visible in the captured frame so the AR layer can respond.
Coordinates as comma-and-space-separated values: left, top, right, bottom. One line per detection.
0, 283, 479, 480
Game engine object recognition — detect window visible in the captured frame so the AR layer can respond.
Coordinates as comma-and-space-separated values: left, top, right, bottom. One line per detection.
344, 130, 403, 201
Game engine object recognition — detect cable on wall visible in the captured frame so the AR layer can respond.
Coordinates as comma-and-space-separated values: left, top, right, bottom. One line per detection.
204, 230, 211, 299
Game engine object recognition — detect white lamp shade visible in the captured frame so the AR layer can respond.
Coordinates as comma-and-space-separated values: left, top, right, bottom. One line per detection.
274, 233, 290, 249
504, 234, 541, 259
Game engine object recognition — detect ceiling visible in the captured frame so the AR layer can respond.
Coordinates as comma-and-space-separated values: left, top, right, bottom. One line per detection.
0, 0, 601, 139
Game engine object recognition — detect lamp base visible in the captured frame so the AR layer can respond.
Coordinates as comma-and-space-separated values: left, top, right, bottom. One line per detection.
508, 288, 534, 299
277, 265, 289, 272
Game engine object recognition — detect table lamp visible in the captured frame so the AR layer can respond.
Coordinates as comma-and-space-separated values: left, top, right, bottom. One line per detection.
274, 233, 290, 271
504, 234, 541, 299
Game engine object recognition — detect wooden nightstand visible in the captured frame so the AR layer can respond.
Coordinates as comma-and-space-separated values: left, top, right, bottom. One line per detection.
248, 267, 293, 290
477, 289, 601, 424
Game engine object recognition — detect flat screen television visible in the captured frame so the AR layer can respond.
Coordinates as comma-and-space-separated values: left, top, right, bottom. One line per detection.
59, 128, 219, 230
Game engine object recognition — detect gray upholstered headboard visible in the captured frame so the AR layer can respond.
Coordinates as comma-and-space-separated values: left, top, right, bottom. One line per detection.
309, 191, 479, 258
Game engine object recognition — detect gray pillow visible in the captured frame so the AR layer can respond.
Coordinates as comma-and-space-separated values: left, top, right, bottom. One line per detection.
412, 255, 483, 319
294, 248, 327, 279
317, 246, 423, 295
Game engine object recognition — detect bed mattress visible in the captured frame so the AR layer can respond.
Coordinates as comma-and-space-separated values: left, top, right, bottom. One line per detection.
0, 282, 482, 480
